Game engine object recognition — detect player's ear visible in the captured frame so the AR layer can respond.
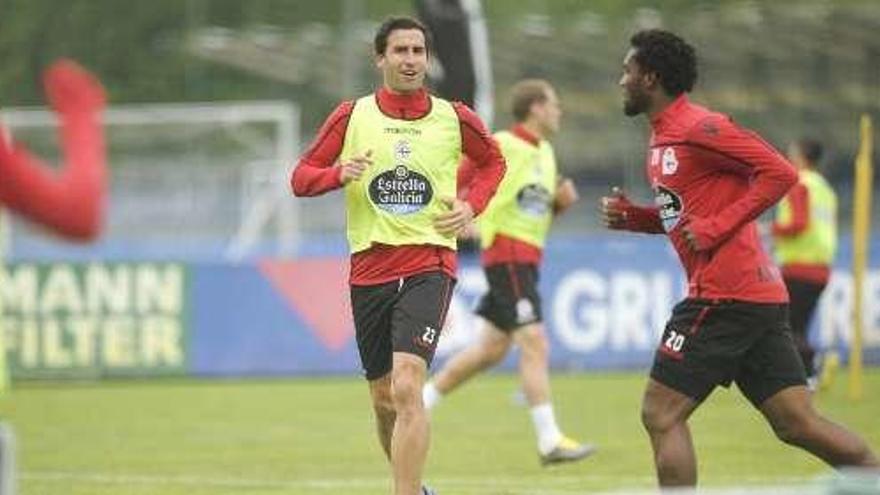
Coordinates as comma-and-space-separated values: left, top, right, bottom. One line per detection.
643, 71, 660, 91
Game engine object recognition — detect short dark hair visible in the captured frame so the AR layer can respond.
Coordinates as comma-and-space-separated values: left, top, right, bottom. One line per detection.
630, 29, 697, 96
374, 16, 432, 56
796, 137, 824, 164
510, 79, 552, 122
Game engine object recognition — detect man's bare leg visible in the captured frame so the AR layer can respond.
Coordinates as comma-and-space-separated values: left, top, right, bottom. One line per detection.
515, 324, 562, 455
514, 324, 551, 406
641, 379, 701, 487
759, 385, 879, 468
424, 323, 511, 407
391, 353, 430, 495
368, 374, 395, 460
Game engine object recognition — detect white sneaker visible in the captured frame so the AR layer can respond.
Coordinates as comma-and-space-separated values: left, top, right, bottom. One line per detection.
540, 436, 596, 466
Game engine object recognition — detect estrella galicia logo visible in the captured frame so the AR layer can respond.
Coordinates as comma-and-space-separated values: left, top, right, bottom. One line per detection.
654, 184, 683, 232
516, 184, 552, 217
369, 165, 433, 215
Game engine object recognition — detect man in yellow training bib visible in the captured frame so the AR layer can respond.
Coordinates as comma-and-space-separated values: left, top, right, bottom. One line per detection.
772, 138, 838, 389
422, 79, 594, 466
290, 16, 505, 495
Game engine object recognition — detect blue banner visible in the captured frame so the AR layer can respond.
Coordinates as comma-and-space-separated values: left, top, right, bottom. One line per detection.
186, 235, 880, 376
6, 235, 879, 378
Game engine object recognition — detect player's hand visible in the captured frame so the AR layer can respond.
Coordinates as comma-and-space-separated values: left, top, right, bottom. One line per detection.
460, 220, 479, 241
681, 216, 719, 252
43, 59, 106, 116
600, 186, 631, 229
682, 226, 700, 251
554, 177, 579, 214
339, 150, 373, 184
434, 196, 474, 237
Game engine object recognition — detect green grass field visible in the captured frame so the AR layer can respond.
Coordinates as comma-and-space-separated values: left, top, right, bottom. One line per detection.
3, 369, 879, 495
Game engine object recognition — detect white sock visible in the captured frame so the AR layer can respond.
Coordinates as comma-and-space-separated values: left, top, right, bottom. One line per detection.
422, 382, 442, 410
530, 403, 563, 455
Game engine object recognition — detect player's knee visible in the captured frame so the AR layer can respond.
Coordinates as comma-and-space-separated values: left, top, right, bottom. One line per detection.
390, 366, 425, 412
368, 377, 395, 416
370, 389, 395, 417
641, 401, 679, 435
770, 412, 815, 446
640, 406, 660, 433
520, 332, 548, 361
482, 339, 509, 365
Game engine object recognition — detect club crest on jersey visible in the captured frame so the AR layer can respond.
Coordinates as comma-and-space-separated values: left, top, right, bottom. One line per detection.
654, 185, 683, 232
516, 183, 552, 217
369, 165, 433, 215
532, 160, 544, 179
661, 147, 679, 175
393, 140, 412, 162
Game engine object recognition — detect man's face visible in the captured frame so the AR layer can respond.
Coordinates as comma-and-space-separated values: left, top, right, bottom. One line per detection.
619, 48, 651, 117
533, 88, 562, 135
376, 29, 428, 93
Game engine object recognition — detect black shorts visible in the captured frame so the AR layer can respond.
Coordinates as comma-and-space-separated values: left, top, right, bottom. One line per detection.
475, 263, 542, 332
784, 276, 827, 376
650, 299, 807, 407
350, 271, 455, 381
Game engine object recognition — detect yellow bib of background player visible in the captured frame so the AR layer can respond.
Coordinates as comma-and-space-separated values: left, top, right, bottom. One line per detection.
775, 169, 838, 265
479, 130, 557, 250
341, 95, 461, 254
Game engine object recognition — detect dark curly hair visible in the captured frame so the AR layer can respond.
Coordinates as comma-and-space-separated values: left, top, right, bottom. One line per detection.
374, 16, 432, 56
630, 29, 697, 96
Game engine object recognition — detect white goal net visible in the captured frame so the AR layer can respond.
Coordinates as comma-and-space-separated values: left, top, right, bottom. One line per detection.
3, 101, 300, 261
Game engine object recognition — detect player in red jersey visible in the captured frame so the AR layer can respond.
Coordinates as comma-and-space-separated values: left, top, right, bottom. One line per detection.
601, 29, 878, 487
291, 16, 504, 495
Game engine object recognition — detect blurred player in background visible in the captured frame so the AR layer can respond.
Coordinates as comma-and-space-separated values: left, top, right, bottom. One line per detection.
601, 29, 878, 487
0, 58, 107, 495
771, 138, 838, 389
290, 16, 504, 495
423, 79, 594, 466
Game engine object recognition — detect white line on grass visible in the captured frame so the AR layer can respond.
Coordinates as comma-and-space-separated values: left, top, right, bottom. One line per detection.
21, 471, 602, 495
22, 470, 818, 494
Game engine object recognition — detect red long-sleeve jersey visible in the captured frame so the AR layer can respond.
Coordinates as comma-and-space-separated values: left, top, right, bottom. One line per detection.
291, 87, 506, 285
771, 182, 809, 238
0, 60, 106, 241
620, 95, 797, 302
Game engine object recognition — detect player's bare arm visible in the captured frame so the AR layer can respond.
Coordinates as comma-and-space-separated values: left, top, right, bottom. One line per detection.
553, 177, 579, 215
